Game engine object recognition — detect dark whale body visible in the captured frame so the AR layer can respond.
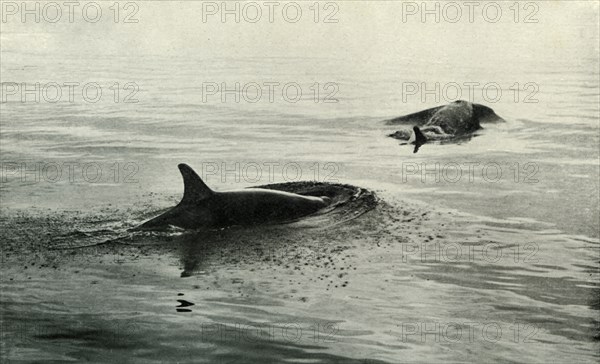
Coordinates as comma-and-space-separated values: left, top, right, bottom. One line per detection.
138, 164, 331, 230
387, 100, 504, 152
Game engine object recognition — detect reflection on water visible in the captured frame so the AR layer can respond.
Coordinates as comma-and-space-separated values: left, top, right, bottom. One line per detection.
1, 190, 598, 363
1, 2, 599, 362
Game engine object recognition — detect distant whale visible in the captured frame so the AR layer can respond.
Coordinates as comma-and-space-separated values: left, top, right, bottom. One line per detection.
387, 100, 504, 152
138, 164, 332, 230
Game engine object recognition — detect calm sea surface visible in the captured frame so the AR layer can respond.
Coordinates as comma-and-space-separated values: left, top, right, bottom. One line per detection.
1, 2, 598, 363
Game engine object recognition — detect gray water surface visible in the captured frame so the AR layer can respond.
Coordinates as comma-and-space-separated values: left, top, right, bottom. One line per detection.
1, 2, 599, 363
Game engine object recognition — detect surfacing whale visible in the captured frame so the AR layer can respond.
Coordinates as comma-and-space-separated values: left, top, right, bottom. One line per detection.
387, 100, 504, 153
137, 164, 332, 230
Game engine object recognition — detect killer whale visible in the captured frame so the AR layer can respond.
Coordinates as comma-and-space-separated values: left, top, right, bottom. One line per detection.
387, 100, 504, 152
138, 164, 332, 230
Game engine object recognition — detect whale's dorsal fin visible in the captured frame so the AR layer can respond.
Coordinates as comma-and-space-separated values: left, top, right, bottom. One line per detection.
412, 126, 427, 153
178, 163, 214, 203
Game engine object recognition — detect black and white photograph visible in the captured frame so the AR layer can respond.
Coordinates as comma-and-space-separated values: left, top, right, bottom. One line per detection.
1, 1, 599, 363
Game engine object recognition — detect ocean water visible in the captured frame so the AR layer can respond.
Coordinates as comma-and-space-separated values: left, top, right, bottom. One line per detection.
1, 2, 599, 363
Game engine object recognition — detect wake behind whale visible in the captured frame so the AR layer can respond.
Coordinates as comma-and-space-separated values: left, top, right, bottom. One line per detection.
44, 167, 377, 250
